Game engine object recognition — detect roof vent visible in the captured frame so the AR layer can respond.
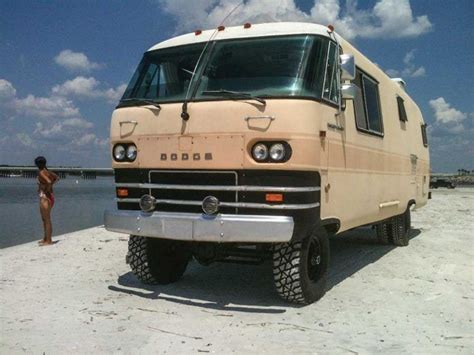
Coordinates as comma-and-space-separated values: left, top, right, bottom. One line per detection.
391, 78, 407, 91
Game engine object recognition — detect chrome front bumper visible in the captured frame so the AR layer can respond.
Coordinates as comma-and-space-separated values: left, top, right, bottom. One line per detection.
104, 209, 294, 243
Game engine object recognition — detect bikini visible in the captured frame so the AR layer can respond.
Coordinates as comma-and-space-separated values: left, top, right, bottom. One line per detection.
39, 191, 55, 207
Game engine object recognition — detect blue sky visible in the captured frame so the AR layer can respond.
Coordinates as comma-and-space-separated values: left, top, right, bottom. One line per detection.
0, 0, 472, 171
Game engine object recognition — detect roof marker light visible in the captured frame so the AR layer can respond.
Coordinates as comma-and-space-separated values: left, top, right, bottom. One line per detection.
195, 29, 202, 35
244, 23, 251, 29
217, 25, 225, 31
327, 24, 335, 33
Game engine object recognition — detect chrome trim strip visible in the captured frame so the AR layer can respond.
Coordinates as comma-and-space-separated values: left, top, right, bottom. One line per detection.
148, 169, 239, 213
116, 198, 319, 210
115, 183, 320, 193
104, 209, 294, 243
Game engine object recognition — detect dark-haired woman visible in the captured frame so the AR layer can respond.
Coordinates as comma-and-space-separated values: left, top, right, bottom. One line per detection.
35, 156, 59, 246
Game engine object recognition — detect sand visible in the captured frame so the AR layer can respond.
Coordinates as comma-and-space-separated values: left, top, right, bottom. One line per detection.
1, 188, 473, 354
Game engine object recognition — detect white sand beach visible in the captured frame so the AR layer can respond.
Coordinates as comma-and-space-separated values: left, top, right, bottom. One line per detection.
1, 188, 473, 353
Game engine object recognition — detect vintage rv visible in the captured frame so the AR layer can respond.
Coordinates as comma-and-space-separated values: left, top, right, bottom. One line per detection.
104, 22, 430, 304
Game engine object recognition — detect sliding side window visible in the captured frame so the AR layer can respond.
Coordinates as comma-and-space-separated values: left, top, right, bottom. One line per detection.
397, 96, 408, 122
352, 69, 384, 135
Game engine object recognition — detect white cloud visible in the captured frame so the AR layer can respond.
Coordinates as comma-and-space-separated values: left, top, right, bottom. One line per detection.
16, 133, 35, 147
158, 0, 432, 40
52, 76, 99, 97
430, 97, 466, 124
54, 50, 101, 72
429, 97, 470, 135
34, 122, 64, 137
52, 76, 126, 103
386, 50, 426, 78
101, 83, 128, 102
63, 117, 94, 129
13, 94, 80, 118
0, 79, 17, 99
0, 78, 111, 166
73, 133, 108, 147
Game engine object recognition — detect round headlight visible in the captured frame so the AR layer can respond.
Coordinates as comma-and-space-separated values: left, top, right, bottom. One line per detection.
139, 194, 156, 212
113, 145, 126, 161
269, 143, 286, 161
252, 143, 268, 161
126, 145, 137, 161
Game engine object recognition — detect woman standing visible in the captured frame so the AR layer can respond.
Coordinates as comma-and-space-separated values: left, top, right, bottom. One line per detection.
35, 156, 59, 246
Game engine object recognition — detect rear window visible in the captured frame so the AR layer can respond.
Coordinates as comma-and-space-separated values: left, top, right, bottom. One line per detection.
397, 96, 408, 122
421, 124, 428, 147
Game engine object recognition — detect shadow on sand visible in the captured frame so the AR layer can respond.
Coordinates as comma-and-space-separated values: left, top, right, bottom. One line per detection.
108, 227, 421, 313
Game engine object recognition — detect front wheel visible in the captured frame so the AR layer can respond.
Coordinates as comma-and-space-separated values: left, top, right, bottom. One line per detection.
273, 227, 330, 304
128, 236, 191, 284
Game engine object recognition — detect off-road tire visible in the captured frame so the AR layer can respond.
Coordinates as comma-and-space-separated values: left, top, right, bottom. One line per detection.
273, 227, 330, 304
376, 221, 391, 244
376, 208, 411, 246
128, 235, 191, 284
405, 207, 411, 232
390, 210, 410, 247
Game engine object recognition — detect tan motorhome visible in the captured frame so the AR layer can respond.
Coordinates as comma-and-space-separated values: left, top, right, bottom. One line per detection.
104, 22, 430, 304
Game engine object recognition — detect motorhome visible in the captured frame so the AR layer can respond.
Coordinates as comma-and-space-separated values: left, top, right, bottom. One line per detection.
104, 22, 430, 304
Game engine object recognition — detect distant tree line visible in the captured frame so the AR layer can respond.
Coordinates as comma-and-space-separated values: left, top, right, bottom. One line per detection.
457, 169, 472, 176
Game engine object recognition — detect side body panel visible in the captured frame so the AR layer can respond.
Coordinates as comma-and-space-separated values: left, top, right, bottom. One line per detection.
320, 40, 430, 232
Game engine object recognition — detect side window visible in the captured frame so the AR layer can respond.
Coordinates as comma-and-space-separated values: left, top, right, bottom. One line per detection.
421, 124, 428, 147
353, 69, 383, 135
397, 96, 408, 122
352, 71, 367, 129
323, 42, 339, 103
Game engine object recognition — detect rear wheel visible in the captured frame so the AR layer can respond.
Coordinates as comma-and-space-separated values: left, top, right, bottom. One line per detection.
273, 227, 329, 304
391, 209, 410, 246
375, 208, 411, 246
128, 235, 191, 284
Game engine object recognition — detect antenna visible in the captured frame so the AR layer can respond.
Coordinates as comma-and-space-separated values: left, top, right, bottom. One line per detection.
180, 1, 243, 121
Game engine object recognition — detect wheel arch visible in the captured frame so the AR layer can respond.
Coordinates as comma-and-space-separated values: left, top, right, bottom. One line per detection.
320, 218, 341, 236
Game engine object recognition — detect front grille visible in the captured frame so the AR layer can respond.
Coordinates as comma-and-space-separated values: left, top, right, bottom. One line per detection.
114, 169, 321, 220
148, 170, 237, 213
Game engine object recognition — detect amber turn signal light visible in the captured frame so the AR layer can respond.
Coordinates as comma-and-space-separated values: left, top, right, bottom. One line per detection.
265, 193, 283, 202
117, 188, 129, 197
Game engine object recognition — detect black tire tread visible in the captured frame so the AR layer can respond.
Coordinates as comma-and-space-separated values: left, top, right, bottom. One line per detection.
273, 228, 329, 304
391, 212, 409, 247
128, 235, 190, 285
273, 242, 306, 304
128, 235, 159, 284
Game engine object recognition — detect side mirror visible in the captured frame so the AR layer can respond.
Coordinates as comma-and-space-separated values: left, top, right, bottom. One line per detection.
340, 54, 355, 81
341, 83, 356, 100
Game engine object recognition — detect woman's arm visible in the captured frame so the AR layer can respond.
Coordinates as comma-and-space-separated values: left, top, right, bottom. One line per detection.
49, 171, 59, 184
39, 170, 52, 185
39, 170, 54, 193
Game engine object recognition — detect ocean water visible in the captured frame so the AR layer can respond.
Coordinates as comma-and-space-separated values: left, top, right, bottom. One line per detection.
0, 177, 115, 248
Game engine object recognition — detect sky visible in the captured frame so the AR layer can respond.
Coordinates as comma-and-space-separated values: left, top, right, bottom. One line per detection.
0, 0, 472, 172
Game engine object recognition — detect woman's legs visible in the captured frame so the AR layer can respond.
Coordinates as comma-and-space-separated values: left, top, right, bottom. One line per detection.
39, 197, 53, 245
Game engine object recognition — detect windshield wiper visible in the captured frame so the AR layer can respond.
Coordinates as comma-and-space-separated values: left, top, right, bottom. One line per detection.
201, 90, 266, 105
120, 98, 161, 109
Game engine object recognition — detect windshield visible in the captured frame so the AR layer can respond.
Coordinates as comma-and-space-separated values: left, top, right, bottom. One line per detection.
121, 43, 205, 103
120, 35, 331, 106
